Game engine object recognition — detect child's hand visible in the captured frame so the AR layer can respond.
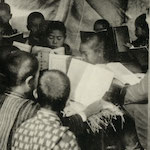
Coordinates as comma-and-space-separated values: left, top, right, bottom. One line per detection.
84, 100, 109, 117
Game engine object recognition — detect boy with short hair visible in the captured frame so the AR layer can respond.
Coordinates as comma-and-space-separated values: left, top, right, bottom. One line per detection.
26, 12, 45, 46
0, 50, 40, 150
12, 70, 79, 150
45, 21, 72, 55
0, 2, 17, 35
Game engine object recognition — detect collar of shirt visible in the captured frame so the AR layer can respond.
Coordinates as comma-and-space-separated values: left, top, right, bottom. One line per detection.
37, 108, 61, 126
5, 90, 26, 99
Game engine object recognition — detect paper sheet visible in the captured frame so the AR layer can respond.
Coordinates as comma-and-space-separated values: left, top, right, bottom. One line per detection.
68, 59, 114, 106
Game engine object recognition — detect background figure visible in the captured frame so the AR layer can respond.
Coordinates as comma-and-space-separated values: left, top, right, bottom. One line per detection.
44, 21, 72, 55
0, 2, 16, 35
93, 19, 110, 32
123, 73, 148, 149
132, 14, 149, 47
26, 12, 45, 46
12, 70, 79, 150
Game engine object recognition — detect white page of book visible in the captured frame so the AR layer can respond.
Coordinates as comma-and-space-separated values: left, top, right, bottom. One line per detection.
13, 41, 31, 53
32, 46, 65, 54
49, 54, 71, 73
67, 59, 114, 106
106, 62, 140, 85
67, 59, 89, 97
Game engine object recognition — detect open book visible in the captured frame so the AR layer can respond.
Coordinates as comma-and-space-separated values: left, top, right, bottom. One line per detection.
32, 46, 65, 54
37, 51, 72, 72
67, 59, 114, 106
105, 62, 141, 85
49, 54, 72, 73
13, 41, 31, 53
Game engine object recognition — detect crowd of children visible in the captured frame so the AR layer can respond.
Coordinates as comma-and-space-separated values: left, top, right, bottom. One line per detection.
0, 2, 149, 150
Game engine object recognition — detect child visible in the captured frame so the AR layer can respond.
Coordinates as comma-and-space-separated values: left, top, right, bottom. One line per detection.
0, 2, 17, 35
26, 12, 45, 46
132, 14, 149, 47
44, 21, 72, 55
80, 32, 110, 64
93, 19, 110, 32
12, 70, 79, 150
0, 50, 40, 150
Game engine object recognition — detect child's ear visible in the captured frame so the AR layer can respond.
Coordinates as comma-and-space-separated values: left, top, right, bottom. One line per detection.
33, 89, 38, 99
25, 75, 34, 89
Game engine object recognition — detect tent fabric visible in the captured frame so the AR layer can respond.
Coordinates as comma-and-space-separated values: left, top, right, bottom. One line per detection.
5, 0, 148, 52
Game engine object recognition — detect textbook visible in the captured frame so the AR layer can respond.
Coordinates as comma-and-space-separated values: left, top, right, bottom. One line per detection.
49, 54, 72, 73
67, 59, 114, 106
3, 32, 24, 43
13, 41, 31, 53
107, 26, 131, 61
37, 51, 71, 71
105, 62, 140, 85
32, 46, 65, 55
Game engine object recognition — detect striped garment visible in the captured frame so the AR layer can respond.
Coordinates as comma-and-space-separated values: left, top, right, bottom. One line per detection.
12, 108, 80, 150
0, 91, 40, 150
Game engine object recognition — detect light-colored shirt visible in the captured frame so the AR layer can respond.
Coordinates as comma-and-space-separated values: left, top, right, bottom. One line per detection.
124, 73, 148, 104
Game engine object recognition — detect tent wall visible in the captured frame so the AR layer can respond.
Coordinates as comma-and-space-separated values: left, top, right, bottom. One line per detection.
4, 0, 149, 53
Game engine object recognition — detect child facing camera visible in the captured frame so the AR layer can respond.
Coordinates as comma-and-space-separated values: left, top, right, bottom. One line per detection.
44, 21, 72, 55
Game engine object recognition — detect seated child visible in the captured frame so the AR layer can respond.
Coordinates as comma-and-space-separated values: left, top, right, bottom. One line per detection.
0, 50, 40, 150
79, 32, 142, 149
0, 46, 20, 93
0, 2, 17, 35
132, 14, 149, 47
26, 12, 45, 46
12, 70, 79, 150
80, 31, 111, 64
44, 21, 72, 55
93, 19, 110, 32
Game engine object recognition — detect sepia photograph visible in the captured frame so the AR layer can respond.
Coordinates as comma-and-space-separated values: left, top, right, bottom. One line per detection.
0, 0, 149, 149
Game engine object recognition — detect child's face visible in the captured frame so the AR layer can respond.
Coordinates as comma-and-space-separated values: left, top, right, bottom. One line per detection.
30, 18, 43, 35
47, 30, 65, 49
0, 10, 11, 23
94, 24, 105, 32
80, 43, 105, 64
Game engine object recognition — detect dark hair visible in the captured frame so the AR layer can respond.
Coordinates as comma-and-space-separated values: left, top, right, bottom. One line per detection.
27, 12, 45, 30
0, 3, 11, 14
135, 14, 149, 37
4, 50, 39, 87
37, 70, 70, 112
46, 21, 66, 37
94, 19, 110, 32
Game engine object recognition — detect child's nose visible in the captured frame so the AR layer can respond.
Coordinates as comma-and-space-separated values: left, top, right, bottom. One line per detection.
53, 38, 57, 44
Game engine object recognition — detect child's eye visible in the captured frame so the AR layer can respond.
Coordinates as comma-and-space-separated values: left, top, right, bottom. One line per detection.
48, 36, 54, 39
57, 36, 62, 40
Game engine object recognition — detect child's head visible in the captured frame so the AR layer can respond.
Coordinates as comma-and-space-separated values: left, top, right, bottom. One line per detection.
80, 32, 107, 64
4, 50, 39, 95
27, 12, 45, 36
94, 19, 110, 32
0, 3, 12, 23
46, 21, 66, 49
135, 14, 149, 38
37, 70, 70, 112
